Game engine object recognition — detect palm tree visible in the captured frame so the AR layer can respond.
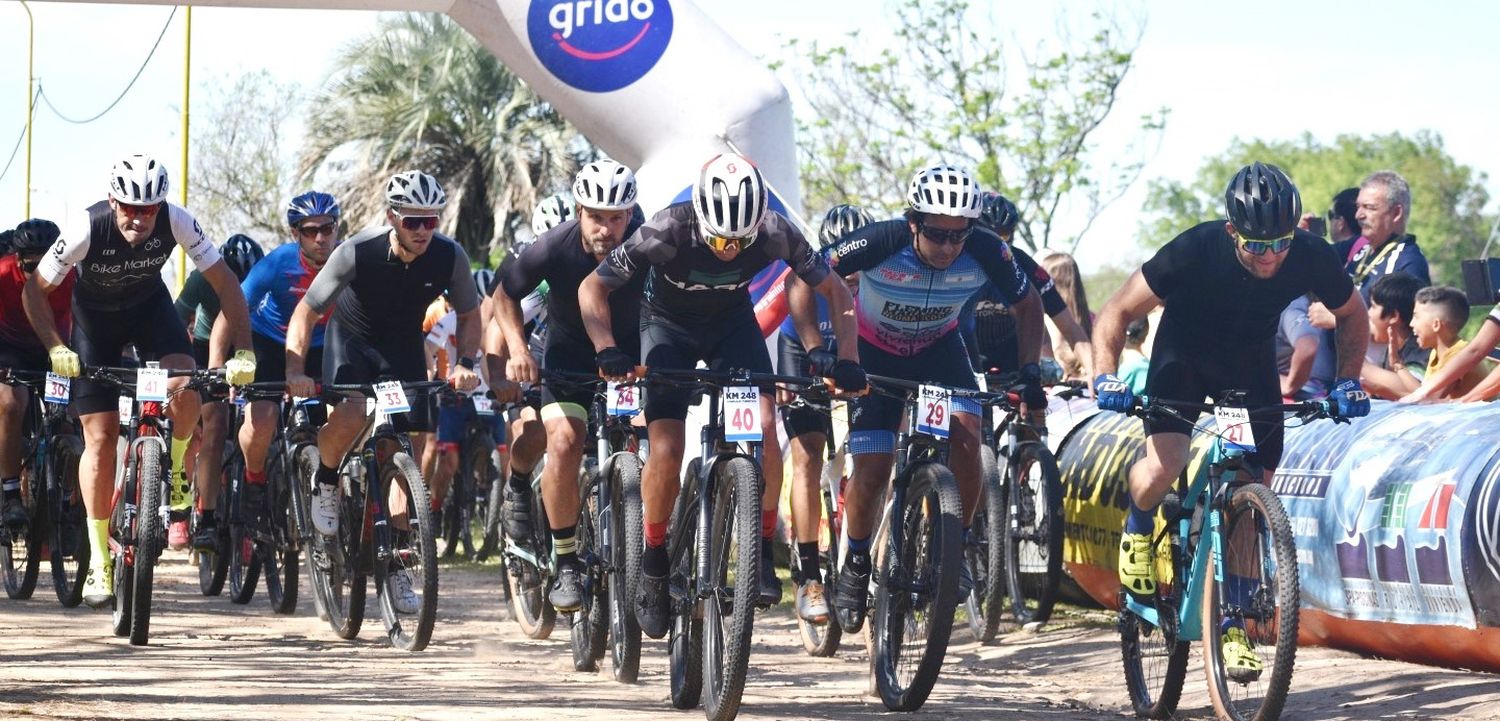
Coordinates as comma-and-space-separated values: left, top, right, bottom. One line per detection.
299, 13, 583, 263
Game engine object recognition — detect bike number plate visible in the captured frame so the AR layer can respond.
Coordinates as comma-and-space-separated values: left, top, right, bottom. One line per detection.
1213, 405, 1257, 451
917, 384, 951, 438
44, 373, 70, 404
117, 394, 134, 425
607, 381, 640, 417
472, 394, 495, 416
724, 386, 762, 442
373, 381, 411, 415
137, 367, 169, 402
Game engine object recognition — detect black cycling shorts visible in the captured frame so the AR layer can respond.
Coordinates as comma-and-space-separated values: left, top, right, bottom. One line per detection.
849, 331, 978, 436
71, 287, 194, 415
776, 333, 830, 439
190, 337, 211, 369
640, 303, 770, 423
1143, 339, 1284, 471
0, 346, 48, 374
541, 333, 611, 422
321, 323, 433, 433
253, 330, 322, 384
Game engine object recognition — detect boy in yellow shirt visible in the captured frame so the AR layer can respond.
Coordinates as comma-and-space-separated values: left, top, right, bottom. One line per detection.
1409, 286, 1488, 399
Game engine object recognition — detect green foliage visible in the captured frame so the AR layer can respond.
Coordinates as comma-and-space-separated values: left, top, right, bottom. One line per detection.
299, 13, 587, 262
1139, 131, 1493, 286
189, 70, 297, 245
779, 0, 1166, 253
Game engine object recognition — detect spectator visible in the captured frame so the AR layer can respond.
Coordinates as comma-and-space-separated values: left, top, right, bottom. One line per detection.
1360, 272, 1427, 399
1327, 187, 1363, 259
1038, 250, 1093, 381
1277, 294, 1335, 400
1404, 286, 1488, 400
1118, 317, 1150, 394
1348, 171, 1430, 303
1404, 298, 1500, 402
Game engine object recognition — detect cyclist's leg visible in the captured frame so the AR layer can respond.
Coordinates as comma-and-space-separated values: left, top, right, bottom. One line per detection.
0, 349, 35, 527
777, 337, 827, 583
635, 308, 697, 638
69, 302, 133, 604
429, 395, 467, 507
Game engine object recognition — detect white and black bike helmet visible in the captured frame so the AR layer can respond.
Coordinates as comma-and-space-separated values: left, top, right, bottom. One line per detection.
572, 159, 638, 211
384, 170, 447, 210
907, 164, 982, 219
109, 154, 170, 206
693, 152, 768, 242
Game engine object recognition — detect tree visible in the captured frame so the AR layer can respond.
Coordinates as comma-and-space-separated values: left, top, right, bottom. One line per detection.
778, 0, 1166, 253
1138, 131, 1493, 286
189, 70, 297, 246
299, 13, 584, 263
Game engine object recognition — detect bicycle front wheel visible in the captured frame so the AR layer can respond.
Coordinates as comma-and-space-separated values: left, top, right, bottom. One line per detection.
1003, 441, 1064, 626
227, 452, 262, 605
265, 447, 300, 615
129, 439, 167, 646
307, 449, 365, 639
571, 461, 607, 672
872, 461, 963, 712
964, 445, 1006, 642
1202, 483, 1300, 721
48, 435, 88, 607
701, 457, 761, 721
197, 469, 230, 597
669, 459, 703, 710
3, 458, 43, 600
378, 451, 439, 651
609, 453, 643, 682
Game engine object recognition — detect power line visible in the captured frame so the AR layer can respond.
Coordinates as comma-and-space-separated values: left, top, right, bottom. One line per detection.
37, 6, 178, 125
0, 88, 44, 186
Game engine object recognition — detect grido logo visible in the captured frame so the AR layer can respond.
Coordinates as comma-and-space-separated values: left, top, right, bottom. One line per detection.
529, 0, 674, 93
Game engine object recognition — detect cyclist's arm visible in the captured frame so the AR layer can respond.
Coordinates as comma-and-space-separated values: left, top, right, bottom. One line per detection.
290, 238, 358, 377
444, 243, 482, 364
1281, 334, 1319, 397
1325, 286, 1369, 380
586, 218, 677, 352
1458, 361, 1500, 402
173, 271, 202, 336
496, 242, 544, 360
580, 273, 616, 354
23, 216, 90, 349
203, 262, 253, 366
1091, 269, 1161, 378
1407, 309, 1500, 402
21, 274, 66, 350
1050, 307, 1093, 379
285, 301, 320, 379
1011, 288, 1045, 366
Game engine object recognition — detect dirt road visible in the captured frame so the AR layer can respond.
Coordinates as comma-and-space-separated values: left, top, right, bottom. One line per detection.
3, 558, 1497, 721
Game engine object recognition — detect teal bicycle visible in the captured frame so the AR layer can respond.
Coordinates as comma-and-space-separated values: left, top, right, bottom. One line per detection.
1120, 391, 1344, 721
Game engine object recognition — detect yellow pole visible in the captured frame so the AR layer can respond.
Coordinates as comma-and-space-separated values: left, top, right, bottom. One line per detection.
176, 6, 192, 293
22, 0, 34, 218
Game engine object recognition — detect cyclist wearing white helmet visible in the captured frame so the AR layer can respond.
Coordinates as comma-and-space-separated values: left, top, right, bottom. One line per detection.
22, 153, 257, 609
531, 193, 575, 236
579, 152, 866, 637
791, 163, 1045, 634
285, 169, 484, 614
495, 158, 646, 611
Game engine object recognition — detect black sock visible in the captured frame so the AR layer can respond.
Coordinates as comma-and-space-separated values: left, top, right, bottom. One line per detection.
760, 537, 775, 574
200, 509, 216, 526
797, 542, 821, 584
315, 462, 338, 488
1, 477, 19, 503
508, 468, 532, 494
643, 541, 668, 578
847, 548, 872, 575
552, 524, 578, 561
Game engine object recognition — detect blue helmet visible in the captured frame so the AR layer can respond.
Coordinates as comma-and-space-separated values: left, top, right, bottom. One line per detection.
286, 191, 341, 227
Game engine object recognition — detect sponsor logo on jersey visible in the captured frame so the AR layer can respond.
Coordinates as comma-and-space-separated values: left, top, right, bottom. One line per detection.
943, 271, 979, 285
881, 301, 953, 323
529, 0, 675, 93
879, 267, 921, 283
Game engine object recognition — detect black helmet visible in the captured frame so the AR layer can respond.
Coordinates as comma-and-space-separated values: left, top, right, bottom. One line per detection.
977, 192, 1020, 235
221, 234, 265, 281
12, 218, 61, 255
0, 229, 14, 257
818, 204, 874, 248
1225, 162, 1301, 240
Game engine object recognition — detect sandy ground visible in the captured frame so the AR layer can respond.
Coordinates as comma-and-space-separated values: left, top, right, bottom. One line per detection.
3, 557, 1499, 721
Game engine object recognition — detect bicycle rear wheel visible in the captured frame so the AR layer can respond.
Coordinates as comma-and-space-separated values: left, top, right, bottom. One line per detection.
964, 445, 1006, 642
377, 452, 439, 651
1003, 441, 1064, 625
505, 473, 556, 640
701, 457, 761, 721
1202, 482, 1299, 721
609, 453, 643, 682
266, 446, 300, 615
227, 452, 261, 605
571, 462, 607, 672
872, 462, 963, 712
1120, 514, 1189, 719
310, 452, 366, 640
197, 473, 229, 597
2, 458, 43, 600
129, 439, 166, 646
795, 455, 843, 657
49, 435, 88, 607
441, 448, 471, 560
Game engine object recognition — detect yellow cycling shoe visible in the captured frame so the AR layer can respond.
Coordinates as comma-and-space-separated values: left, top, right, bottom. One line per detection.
1222, 625, 1264, 683
83, 560, 114, 609
1118, 531, 1157, 597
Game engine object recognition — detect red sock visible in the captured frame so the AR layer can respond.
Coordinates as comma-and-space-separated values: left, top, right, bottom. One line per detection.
246, 469, 267, 486
644, 520, 668, 548
762, 509, 777, 540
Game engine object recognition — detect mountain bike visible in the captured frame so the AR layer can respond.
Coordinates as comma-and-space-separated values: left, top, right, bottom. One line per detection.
0, 369, 86, 606
1119, 392, 1341, 721
440, 391, 500, 561
303, 379, 446, 651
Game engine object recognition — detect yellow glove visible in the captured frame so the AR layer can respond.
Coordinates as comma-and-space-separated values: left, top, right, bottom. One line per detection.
48, 345, 81, 378
225, 349, 257, 386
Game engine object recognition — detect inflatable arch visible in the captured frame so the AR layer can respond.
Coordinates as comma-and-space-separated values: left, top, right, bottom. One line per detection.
79, 0, 802, 214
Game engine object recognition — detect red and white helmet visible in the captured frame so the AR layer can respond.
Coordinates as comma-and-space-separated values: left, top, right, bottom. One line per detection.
109, 154, 170, 206
693, 153, 768, 241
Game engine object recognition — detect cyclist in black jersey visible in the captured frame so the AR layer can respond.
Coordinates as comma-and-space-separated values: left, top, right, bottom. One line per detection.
580, 153, 867, 638
23, 153, 257, 608
285, 170, 481, 612
1092, 162, 1371, 679
496, 160, 645, 611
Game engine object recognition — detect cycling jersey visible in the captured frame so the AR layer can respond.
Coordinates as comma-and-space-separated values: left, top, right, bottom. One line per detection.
826, 219, 1030, 357
242, 243, 329, 347
173, 270, 219, 343
38, 200, 220, 311
0, 254, 74, 354
500, 216, 645, 353
596, 201, 829, 325
960, 245, 1066, 371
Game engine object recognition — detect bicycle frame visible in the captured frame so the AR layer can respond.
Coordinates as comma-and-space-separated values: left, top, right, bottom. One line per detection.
677, 371, 763, 601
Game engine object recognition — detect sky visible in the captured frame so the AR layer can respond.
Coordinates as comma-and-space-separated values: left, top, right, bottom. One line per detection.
2, 0, 1498, 273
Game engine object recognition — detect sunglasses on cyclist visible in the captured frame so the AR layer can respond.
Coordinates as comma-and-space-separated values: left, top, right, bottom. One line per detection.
115, 202, 161, 218
1237, 231, 1294, 256
393, 212, 439, 231
704, 234, 745, 253
297, 221, 338, 238
919, 222, 972, 246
